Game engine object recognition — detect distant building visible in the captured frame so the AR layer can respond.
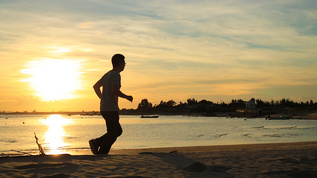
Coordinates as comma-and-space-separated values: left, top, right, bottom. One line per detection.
246, 99, 256, 109
234, 99, 260, 117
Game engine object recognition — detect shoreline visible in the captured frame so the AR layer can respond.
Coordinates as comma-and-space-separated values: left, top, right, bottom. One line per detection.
110, 141, 317, 154
3, 141, 317, 157
2, 112, 317, 120
1, 141, 317, 177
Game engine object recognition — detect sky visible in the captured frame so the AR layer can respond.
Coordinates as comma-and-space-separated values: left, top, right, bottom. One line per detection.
0, 0, 317, 112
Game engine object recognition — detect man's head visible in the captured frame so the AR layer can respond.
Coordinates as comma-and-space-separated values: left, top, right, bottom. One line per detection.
112, 54, 126, 72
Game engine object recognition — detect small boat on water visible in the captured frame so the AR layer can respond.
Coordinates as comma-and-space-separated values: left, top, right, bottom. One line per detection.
266, 115, 292, 120
140, 115, 159, 118
202, 112, 216, 117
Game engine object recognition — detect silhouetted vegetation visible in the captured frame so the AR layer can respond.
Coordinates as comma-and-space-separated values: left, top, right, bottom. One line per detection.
1, 98, 316, 118
122, 98, 317, 117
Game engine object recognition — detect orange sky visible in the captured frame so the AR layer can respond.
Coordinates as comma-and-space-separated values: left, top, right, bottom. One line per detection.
1, 1, 317, 112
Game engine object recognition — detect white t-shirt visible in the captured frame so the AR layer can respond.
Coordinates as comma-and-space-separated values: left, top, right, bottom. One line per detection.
100, 70, 121, 111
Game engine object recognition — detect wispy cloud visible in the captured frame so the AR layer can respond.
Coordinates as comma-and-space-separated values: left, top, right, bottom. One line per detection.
0, 0, 316, 110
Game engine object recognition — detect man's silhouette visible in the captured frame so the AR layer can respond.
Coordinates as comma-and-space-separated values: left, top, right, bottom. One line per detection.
89, 54, 133, 154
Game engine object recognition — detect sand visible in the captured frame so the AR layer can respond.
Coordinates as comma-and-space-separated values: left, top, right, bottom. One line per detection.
1, 142, 316, 177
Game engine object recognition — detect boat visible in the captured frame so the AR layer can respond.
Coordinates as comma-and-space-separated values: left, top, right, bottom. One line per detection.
202, 112, 216, 117
140, 115, 159, 118
265, 115, 292, 120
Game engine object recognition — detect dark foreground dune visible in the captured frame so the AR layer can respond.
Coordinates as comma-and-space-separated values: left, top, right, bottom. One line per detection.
1, 142, 317, 177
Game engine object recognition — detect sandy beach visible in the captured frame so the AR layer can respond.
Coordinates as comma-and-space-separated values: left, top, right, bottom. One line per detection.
0, 142, 316, 177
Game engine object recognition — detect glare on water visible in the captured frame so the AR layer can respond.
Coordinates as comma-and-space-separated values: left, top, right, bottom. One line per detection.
41, 115, 71, 154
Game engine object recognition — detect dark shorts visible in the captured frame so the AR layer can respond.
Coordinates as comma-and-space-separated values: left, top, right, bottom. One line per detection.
100, 111, 122, 137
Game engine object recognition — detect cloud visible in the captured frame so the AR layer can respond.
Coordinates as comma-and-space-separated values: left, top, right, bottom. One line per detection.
1, 0, 317, 110
78, 22, 94, 29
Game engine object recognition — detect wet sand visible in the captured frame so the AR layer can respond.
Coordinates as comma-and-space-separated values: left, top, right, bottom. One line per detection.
1, 141, 316, 177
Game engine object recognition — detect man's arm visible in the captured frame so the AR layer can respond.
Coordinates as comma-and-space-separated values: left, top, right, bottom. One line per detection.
111, 84, 133, 102
93, 79, 103, 99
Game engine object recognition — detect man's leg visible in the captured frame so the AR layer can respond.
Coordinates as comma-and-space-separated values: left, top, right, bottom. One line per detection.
97, 111, 122, 154
89, 139, 98, 154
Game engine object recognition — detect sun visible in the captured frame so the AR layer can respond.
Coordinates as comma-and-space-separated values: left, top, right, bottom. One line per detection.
21, 59, 82, 101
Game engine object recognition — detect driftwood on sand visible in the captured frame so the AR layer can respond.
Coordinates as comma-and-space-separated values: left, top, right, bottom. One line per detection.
34, 132, 45, 155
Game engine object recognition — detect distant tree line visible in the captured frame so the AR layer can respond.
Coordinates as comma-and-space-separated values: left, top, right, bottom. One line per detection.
4, 98, 315, 116
128, 98, 317, 116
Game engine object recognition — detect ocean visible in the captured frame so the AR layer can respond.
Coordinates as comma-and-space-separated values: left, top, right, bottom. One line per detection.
1, 114, 316, 156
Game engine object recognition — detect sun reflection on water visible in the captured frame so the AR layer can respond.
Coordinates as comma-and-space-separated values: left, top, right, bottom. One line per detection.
41, 114, 71, 154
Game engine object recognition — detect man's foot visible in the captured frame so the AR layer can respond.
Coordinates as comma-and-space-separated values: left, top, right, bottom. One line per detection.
89, 139, 98, 155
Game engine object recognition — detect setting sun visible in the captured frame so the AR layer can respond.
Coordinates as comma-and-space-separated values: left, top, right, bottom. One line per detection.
21, 59, 82, 101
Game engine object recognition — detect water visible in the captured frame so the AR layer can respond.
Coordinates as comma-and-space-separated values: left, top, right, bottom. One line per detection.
1, 114, 316, 156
